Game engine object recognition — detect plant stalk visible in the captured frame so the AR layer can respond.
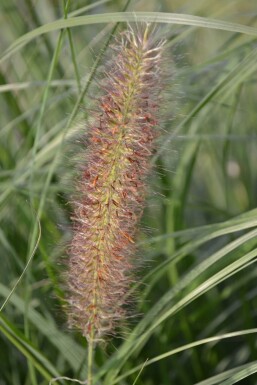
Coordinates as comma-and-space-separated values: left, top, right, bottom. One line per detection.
87, 328, 95, 385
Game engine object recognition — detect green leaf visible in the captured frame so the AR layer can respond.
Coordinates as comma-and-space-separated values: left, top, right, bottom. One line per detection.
2, 12, 257, 64
0, 313, 64, 383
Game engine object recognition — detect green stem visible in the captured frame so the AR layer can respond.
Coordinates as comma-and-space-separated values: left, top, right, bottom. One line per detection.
62, 0, 81, 92
87, 329, 95, 385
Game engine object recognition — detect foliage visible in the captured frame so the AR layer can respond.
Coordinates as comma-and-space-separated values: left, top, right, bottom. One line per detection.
0, 0, 257, 384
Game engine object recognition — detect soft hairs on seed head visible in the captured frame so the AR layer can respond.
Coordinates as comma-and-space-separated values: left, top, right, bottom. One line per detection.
67, 24, 166, 341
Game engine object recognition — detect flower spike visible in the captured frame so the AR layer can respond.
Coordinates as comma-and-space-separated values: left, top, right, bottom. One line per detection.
67, 24, 166, 341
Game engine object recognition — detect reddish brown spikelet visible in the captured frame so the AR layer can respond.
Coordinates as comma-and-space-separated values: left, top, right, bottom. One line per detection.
68, 24, 166, 340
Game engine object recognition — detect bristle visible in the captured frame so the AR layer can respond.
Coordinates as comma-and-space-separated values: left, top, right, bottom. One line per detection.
67, 24, 166, 341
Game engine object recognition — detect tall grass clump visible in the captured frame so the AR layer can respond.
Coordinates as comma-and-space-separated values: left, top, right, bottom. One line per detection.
1, 1, 257, 385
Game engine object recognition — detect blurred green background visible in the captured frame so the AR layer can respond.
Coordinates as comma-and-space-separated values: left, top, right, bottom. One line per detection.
1, 1, 257, 384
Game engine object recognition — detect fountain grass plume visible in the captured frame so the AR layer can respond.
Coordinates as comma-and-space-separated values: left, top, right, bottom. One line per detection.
67, 23, 167, 342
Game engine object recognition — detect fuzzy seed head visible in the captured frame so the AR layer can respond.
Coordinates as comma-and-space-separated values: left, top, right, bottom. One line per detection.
67, 24, 166, 341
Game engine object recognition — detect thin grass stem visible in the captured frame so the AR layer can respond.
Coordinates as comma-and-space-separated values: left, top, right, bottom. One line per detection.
87, 331, 95, 385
